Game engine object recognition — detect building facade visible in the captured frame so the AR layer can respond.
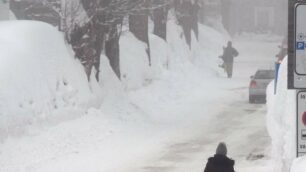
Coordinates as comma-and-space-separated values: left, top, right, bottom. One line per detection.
228, 0, 287, 35
0, 0, 9, 20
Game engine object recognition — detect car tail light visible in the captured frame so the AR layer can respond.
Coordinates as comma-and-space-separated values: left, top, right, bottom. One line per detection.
250, 80, 257, 88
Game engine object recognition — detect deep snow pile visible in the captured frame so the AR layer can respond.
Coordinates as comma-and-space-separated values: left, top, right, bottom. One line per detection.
120, 19, 226, 90
291, 156, 306, 172
268, 58, 306, 172
0, 20, 127, 140
0, 21, 94, 140
0, 17, 228, 171
266, 57, 296, 172
0, 18, 226, 136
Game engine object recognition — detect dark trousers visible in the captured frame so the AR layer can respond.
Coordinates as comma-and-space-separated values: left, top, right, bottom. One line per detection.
224, 62, 233, 78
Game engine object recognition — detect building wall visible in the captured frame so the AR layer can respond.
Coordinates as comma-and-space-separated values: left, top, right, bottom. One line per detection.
0, 0, 9, 20
199, 0, 221, 24
254, 6, 275, 30
228, 0, 286, 35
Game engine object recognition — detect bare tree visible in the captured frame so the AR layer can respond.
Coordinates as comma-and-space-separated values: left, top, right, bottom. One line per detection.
58, 0, 85, 36
152, 0, 169, 41
78, 0, 168, 79
220, 0, 230, 33
191, 0, 200, 40
175, 0, 193, 48
10, 0, 176, 81
128, 0, 151, 65
79, 0, 126, 80
68, 0, 172, 80
174, 0, 201, 48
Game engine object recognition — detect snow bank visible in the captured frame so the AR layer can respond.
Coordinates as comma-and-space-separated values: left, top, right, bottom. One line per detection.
266, 57, 296, 172
120, 32, 151, 90
0, 21, 125, 141
0, 17, 229, 171
192, 23, 227, 74
120, 17, 227, 90
0, 21, 95, 139
0, 16, 227, 139
291, 156, 306, 172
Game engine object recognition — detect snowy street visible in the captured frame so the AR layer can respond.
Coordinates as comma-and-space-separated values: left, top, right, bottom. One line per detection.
127, 35, 279, 172
135, 100, 270, 172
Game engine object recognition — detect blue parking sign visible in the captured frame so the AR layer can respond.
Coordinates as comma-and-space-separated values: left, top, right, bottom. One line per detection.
297, 42, 305, 50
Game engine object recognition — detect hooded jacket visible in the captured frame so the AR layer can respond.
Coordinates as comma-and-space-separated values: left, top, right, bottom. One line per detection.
203, 154, 235, 172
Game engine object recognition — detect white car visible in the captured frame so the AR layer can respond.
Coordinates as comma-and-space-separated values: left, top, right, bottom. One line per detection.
249, 69, 275, 103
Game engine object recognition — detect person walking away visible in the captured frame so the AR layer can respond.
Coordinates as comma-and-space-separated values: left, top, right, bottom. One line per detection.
203, 142, 235, 172
222, 41, 239, 78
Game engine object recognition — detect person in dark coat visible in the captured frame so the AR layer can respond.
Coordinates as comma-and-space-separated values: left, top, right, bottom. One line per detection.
220, 41, 239, 78
203, 142, 235, 172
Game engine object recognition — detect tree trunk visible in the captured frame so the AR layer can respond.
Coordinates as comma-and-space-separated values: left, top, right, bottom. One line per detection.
220, 0, 230, 33
70, 22, 99, 81
191, 1, 200, 40
153, 6, 168, 41
93, 23, 104, 81
129, 13, 151, 66
176, 1, 193, 49
105, 23, 121, 79
81, 0, 124, 80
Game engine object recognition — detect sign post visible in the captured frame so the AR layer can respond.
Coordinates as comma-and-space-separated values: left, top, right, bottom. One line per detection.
288, 0, 306, 157
288, 1, 306, 89
297, 91, 306, 157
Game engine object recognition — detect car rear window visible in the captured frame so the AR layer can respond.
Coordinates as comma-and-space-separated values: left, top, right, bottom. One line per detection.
254, 70, 275, 79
